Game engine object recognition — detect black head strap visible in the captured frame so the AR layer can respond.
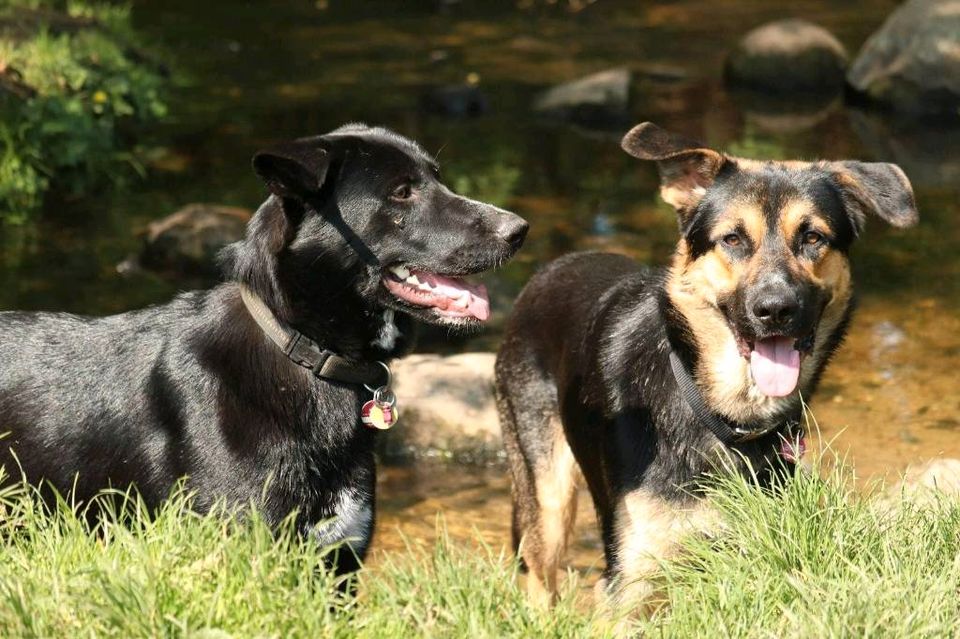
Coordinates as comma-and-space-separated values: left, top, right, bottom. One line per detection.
669, 351, 796, 444
240, 284, 388, 388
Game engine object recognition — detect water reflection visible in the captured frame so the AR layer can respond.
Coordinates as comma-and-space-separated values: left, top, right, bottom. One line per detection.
0, 1, 956, 528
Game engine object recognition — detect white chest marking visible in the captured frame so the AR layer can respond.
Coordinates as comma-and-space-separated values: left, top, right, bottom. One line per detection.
371, 309, 399, 351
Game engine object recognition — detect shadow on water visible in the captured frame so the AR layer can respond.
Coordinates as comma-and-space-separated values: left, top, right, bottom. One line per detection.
1, 0, 957, 568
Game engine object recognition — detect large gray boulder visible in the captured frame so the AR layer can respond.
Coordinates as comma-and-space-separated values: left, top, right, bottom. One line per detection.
848, 0, 960, 115
382, 353, 501, 461
725, 19, 848, 94
903, 458, 960, 496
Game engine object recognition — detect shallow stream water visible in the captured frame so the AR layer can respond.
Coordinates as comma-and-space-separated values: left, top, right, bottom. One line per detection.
1, 0, 957, 573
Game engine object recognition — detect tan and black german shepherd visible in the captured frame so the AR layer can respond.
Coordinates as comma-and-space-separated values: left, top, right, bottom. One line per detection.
494, 122, 918, 609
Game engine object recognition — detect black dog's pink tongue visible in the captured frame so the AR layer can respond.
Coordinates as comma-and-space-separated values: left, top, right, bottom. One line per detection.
418, 272, 490, 321
749, 336, 801, 397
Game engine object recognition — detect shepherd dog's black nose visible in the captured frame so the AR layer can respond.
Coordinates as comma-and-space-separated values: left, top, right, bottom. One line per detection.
753, 295, 798, 327
751, 283, 800, 330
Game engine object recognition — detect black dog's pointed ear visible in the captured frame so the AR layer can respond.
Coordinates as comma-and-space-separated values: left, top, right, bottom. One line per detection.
829, 161, 918, 232
621, 122, 727, 215
252, 137, 330, 199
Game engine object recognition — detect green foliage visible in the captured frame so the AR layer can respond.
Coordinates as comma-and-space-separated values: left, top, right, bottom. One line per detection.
0, 463, 957, 637
0, 478, 351, 637
640, 468, 960, 638
0, 0, 167, 222
360, 530, 606, 638
452, 163, 521, 209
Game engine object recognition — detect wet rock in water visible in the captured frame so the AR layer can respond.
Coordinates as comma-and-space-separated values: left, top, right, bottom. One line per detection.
381, 353, 501, 461
140, 203, 251, 277
848, 108, 960, 187
741, 99, 840, 134
847, 0, 960, 116
533, 67, 631, 128
729, 84, 841, 134
898, 458, 960, 501
422, 84, 489, 117
724, 19, 848, 95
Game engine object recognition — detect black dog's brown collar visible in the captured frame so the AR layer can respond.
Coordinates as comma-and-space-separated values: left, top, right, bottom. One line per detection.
239, 284, 389, 388
668, 351, 799, 445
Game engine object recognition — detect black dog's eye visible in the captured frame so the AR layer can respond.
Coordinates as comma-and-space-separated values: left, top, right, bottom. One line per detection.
722, 233, 742, 248
390, 184, 413, 201
803, 230, 824, 245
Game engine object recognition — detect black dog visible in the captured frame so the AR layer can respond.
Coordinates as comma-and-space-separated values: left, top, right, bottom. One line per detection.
0, 124, 527, 574
495, 122, 917, 608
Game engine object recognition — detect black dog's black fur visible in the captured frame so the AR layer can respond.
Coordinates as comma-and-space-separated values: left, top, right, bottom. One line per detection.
0, 124, 527, 574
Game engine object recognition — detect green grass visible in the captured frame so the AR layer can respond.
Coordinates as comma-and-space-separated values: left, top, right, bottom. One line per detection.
641, 468, 960, 638
0, 464, 957, 638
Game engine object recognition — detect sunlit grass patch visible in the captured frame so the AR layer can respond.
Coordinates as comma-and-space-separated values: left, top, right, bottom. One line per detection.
640, 467, 960, 638
0, 481, 348, 637
359, 525, 608, 638
0, 461, 957, 638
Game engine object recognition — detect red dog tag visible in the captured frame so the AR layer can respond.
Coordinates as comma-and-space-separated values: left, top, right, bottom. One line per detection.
361, 387, 399, 430
361, 399, 398, 429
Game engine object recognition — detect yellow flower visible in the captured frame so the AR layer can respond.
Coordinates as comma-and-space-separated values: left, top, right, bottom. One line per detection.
92, 90, 108, 104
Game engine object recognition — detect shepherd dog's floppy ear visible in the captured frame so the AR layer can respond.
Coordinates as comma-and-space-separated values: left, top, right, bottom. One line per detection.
621, 122, 727, 218
829, 161, 919, 233
253, 136, 330, 200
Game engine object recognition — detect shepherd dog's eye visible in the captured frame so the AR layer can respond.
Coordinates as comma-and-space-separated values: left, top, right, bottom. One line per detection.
722, 233, 742, 247
390, 184, 413, 201
803, 230, 824, 245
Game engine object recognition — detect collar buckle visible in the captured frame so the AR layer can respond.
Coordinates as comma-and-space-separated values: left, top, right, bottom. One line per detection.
239, 284, 386, 388
284, 331, 325, 370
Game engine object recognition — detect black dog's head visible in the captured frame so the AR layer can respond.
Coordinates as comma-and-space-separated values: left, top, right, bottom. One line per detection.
224, 124, 527, 355
622, 122, 918, 410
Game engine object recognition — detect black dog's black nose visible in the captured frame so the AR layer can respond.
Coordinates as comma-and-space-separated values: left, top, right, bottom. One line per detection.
497, 215, 529, 250
752, 294, 799, 328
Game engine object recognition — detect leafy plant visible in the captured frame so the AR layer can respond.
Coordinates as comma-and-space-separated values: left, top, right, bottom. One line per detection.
0, 0, 168, 222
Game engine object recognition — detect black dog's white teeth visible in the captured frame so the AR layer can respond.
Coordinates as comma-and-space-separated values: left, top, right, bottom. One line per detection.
388, 264, 421, 286
389, 265, 411, 280
387, 265, 438, 292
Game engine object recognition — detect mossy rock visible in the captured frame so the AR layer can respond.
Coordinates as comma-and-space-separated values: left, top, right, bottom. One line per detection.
847, 0, 960, 116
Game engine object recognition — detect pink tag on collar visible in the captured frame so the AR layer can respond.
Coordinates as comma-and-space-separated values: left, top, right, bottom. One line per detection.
780, 436, 806, 463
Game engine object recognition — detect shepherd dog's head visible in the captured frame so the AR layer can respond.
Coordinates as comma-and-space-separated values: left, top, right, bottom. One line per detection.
622, 122, 918, 421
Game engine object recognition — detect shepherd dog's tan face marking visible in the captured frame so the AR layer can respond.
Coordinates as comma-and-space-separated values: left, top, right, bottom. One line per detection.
666, 179, 854, 421
621, 123, 918, 421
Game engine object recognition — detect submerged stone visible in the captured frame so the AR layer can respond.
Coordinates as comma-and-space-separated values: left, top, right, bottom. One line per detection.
533, 67, 631, 128
140, 203, 251, 277
422, 84, 489, 117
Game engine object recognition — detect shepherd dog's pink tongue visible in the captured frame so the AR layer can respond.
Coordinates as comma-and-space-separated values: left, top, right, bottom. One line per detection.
750, 336, 801, 397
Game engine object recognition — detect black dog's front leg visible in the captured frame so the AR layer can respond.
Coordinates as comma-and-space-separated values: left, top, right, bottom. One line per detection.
306, 457, 377, 581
